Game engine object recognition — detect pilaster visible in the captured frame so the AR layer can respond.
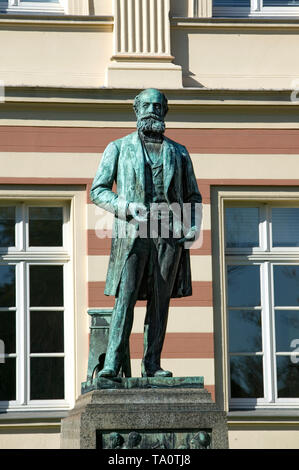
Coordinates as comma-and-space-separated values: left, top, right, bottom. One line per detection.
66, 0, 90, 15
106, 0, 182, 89
189, 0, 213, 18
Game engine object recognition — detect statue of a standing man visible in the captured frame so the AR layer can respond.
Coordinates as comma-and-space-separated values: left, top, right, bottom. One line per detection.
90, 88, 202, 378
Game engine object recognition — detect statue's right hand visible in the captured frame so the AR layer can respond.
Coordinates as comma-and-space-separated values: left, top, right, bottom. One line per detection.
128, 202, 148, 222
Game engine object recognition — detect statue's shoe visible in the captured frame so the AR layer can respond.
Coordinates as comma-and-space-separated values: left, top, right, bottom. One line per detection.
98, 368, 118, 378
142, 369, 173, 378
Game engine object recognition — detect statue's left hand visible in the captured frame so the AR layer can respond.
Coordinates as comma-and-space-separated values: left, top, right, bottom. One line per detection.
176, 227, 198, 246
127, 202, 148, 223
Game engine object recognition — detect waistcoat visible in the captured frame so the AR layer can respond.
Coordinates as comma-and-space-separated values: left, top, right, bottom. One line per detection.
143, 142, 166, 206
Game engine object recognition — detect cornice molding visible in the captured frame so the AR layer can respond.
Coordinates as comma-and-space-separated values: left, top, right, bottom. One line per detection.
0, 14, 113, 30
2, 86, 297, 107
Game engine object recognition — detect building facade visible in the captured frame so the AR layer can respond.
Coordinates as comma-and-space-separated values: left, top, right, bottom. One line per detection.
0, 0, 299, 449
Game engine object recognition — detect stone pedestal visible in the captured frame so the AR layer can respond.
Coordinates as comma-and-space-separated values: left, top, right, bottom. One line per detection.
105, 60, 183, 90
86, 309, 131, 380
60, 377, 228, 449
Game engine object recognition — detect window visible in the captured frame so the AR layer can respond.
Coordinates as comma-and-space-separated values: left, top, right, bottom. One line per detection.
0, 201, 72, 410
213, 0, 299, 17
0, 0, 65, 14
225, 203, 299, 409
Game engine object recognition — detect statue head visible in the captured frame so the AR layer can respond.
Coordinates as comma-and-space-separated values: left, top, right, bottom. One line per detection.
190, 431, 211, 449
133, 88, 168, 139
109, 432, 124, 449
127, 431, 142, 448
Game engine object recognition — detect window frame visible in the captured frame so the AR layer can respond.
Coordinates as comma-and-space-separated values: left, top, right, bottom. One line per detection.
0, 198, 74, 412
0, 0, 65, 15
213, 0, 299, 18
216, 189, 299, 412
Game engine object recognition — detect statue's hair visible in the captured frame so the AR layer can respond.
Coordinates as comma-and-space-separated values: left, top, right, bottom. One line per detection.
133, 89, 168, 117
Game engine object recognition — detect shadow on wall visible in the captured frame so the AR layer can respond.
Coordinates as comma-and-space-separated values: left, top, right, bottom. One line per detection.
171, 30, 204, 88
170, 0, 189, 17
89, 0, 95, 15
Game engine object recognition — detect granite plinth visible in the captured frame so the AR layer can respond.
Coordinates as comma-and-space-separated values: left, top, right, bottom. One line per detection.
60, 377, 228, 449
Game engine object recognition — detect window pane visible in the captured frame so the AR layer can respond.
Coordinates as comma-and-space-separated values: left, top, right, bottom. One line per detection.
22, 0, 59, 2
227, 265, 261, 307
0, 311, 15, 354
29, 207, 63, 247
275, 310, 299, 352
225, 208, 259, 249
30, 311, 64, 353
0, 207, 15, 248
272, 208, 299, 247
277, 356, 299, 398
229, 310, 262, 353
30, 357, 64, 400
230, 356, 264, 398
264, 0, 299, 5
0, 265, 15, 307
30, 265, 63, 307
274, 266, 299, 306
0, 358, 16, 401
214, 0, 250, 6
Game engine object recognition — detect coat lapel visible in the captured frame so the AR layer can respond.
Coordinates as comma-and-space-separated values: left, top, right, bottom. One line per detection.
129, 132, 145, 192
162, 138, 176, 197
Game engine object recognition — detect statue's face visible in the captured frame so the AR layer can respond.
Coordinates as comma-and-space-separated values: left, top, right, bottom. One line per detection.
137, 89, 165, 121
136, 89, 166, 136
110, 433, 121, 447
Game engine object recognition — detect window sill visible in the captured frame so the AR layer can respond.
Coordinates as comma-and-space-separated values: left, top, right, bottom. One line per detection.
0, 13, 114, 28
228, 409, 299, 420
0, 410, 68, 424
0, 9, 64, 16
171, 16, 299, 30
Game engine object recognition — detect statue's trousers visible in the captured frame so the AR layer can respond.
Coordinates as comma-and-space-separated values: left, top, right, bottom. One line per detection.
103, 236, 182, 374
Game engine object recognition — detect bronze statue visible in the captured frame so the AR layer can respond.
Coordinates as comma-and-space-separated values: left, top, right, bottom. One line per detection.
126, 432, 142, 449
109, 432, 124, 449
90, 88, 202, 378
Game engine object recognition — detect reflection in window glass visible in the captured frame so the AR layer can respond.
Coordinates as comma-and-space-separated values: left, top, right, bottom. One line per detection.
29, 207, 63, 247
276, 356, 299, 398
0, 265, 15, 307
225, 207, 259, 249
264, 0, 299, 5
0, 201, 69, 407
227, 265, 261, 307
214, 0, 250, 6
272, 208, 299, 247
0, 359, 16, 401
0, 207, 15, 248
22, 0, 59, 2
214, 0, 299, 5
30, 265, 63, 307
274, 266, 299, 306
30, 311, 64, 353
275, 310, 299, 352
226, 203, 299, 406
0, 311, 15, 354
229, 310, 262, 353
30, 357, 64, 400
230, 356, 264, 398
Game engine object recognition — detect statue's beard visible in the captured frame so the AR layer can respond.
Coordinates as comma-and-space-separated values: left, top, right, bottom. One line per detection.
137, 115, 165, 138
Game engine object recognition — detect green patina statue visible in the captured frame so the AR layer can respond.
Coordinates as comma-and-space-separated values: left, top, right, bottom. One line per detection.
90, 88, 202, 379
